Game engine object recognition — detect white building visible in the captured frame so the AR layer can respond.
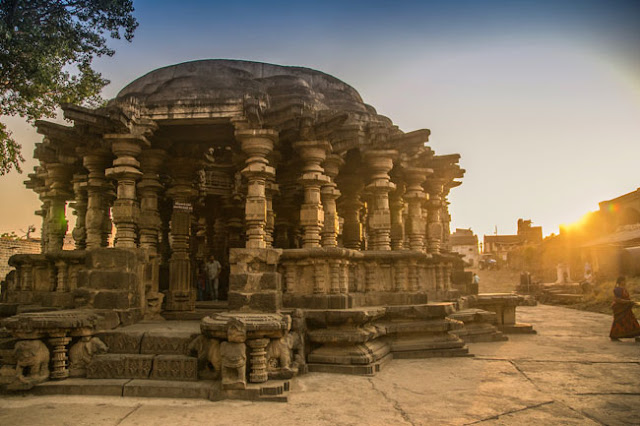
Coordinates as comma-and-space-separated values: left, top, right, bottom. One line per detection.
450, 228, 479, 267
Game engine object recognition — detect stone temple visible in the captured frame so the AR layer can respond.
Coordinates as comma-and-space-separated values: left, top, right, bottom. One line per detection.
0, 60, 526, 399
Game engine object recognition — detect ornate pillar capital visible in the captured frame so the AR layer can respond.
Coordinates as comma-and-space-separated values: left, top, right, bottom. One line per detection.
236, 128, 278, 249
403, 167, 432, 252
363, 149, 397, 251
104, 134, 150, 248
294, 140, 331, 248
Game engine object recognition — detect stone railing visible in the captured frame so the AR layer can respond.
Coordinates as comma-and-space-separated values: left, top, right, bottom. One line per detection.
3, 252, 87, 308
279, 248, 456, 309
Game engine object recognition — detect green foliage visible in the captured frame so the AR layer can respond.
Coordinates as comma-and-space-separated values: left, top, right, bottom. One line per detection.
0, 0, 138, 175
0, 230, 19, 240
572, 276, 640, 316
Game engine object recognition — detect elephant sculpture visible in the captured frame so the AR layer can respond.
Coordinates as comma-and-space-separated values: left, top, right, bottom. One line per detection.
69, 336, 108, 377
188, 335, 221, 380
7, 339, 50, 390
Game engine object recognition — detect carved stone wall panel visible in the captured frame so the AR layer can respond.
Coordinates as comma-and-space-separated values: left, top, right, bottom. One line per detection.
87, 354, 154, 379
140, 332, 197, 356
150, 355, 198, 381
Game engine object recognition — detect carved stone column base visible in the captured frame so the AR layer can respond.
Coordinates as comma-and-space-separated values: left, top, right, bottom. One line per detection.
165, 289, 196, 311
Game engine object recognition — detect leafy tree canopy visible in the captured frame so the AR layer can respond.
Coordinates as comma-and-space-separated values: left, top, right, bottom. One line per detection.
0, 0, 138, 175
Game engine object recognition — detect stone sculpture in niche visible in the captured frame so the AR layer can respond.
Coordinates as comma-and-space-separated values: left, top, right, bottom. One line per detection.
144, 291, 165, 320
188, 335, 221, 379
8, 340, 50, 390
266, 335, 293, 379
69, 336, 108, 377
220, 319, 247, 390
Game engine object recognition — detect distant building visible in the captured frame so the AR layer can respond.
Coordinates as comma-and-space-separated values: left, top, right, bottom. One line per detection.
450, 228, 479, 266
581, 188, 640, 278
483, 219, 543, 261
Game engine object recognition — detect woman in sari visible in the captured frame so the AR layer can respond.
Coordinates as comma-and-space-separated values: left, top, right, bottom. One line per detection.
610, 276, 640, 340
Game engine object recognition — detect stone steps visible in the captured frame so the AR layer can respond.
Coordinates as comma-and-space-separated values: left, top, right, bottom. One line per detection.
28, 378, 291, 401
87, 353, 198, 381
448, 308, 508, 343
542, 293, 583, 305
97, 321, 200, 356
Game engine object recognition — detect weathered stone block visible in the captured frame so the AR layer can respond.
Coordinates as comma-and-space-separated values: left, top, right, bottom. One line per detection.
123, 379, 214, 399
227, 292, 251, 310
93, 310, 121, 331
87, 354, 154, 379
86, 248, 139, 271
141, 331, 196, 355
228, 273, 249, 291
248, 291, 281, 312
76, 270, 137, 290
229, 248, 282, 274
151, 355, 198, 381
116, 308, 143, 327
31, 378, 129, 396
97, 330, 144, 354
259, 272, 281, 291
93, 290, 130, 309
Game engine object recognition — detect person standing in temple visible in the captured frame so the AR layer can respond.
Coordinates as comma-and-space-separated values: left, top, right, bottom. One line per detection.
609, 276, 640, 341
196, 264, 207, 301
472, 273, 480, 292
205, 255, 222, 301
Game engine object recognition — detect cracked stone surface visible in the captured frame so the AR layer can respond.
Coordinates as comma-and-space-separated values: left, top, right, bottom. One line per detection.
1, 304, 639, 425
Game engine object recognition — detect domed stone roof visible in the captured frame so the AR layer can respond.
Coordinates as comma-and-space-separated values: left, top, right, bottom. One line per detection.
116, 59, 374, 116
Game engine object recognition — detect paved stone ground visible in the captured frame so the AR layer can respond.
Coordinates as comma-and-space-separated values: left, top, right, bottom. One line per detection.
1, 304, 638, 426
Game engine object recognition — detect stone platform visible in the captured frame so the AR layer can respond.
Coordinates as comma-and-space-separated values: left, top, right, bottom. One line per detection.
448, 308, 508, 343
474, 293, 536, 334
306, 304, 470, 375
26, 378, 290, 402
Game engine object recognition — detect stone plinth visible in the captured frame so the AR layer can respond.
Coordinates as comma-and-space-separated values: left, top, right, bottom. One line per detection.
474, 293, 535, 334
306, 307, 389, 375
201, 312, 292, 390
227, 248, 283, 312
448, 308, 508, 343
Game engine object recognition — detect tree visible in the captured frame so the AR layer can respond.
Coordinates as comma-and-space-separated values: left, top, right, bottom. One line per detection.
0, 0, 138, 175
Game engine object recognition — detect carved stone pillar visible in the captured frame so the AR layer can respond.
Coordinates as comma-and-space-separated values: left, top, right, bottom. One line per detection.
329, 259, 341, 294
365, 261, 376, 292
101, 186, 115, 247
408, 259, 419, 291
70, 174, 88, 250
313, 259, 326, 294
236, 129, 278, 249
394, 260, 407, 292
138, 149, 166, 255
441, 196, 452, 252
105, 134, 149, 248
293, 141, 331, 248
337, 173, 364, 250
55, 260, 68, 292
435, 263, 444, 292
321, 154, 343, 248
28, 166, 49, 253
49, 334, 71, 380
44, 163, 72, 252
247, 338, 269, 383
425, 178, 446, 254
363, 150, 397, 251
404, 167, 431, 252
390, 180, 405, 250
265, 179, 278, 248
165, 158, 198, 311
340, 260, 349, 293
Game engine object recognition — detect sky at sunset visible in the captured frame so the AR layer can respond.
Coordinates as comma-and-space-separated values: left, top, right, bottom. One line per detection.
1, 0, 639, 240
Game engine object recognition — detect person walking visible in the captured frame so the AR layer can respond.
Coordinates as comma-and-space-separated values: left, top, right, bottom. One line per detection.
205, 255, 222, 301
609, 276, 640, 341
